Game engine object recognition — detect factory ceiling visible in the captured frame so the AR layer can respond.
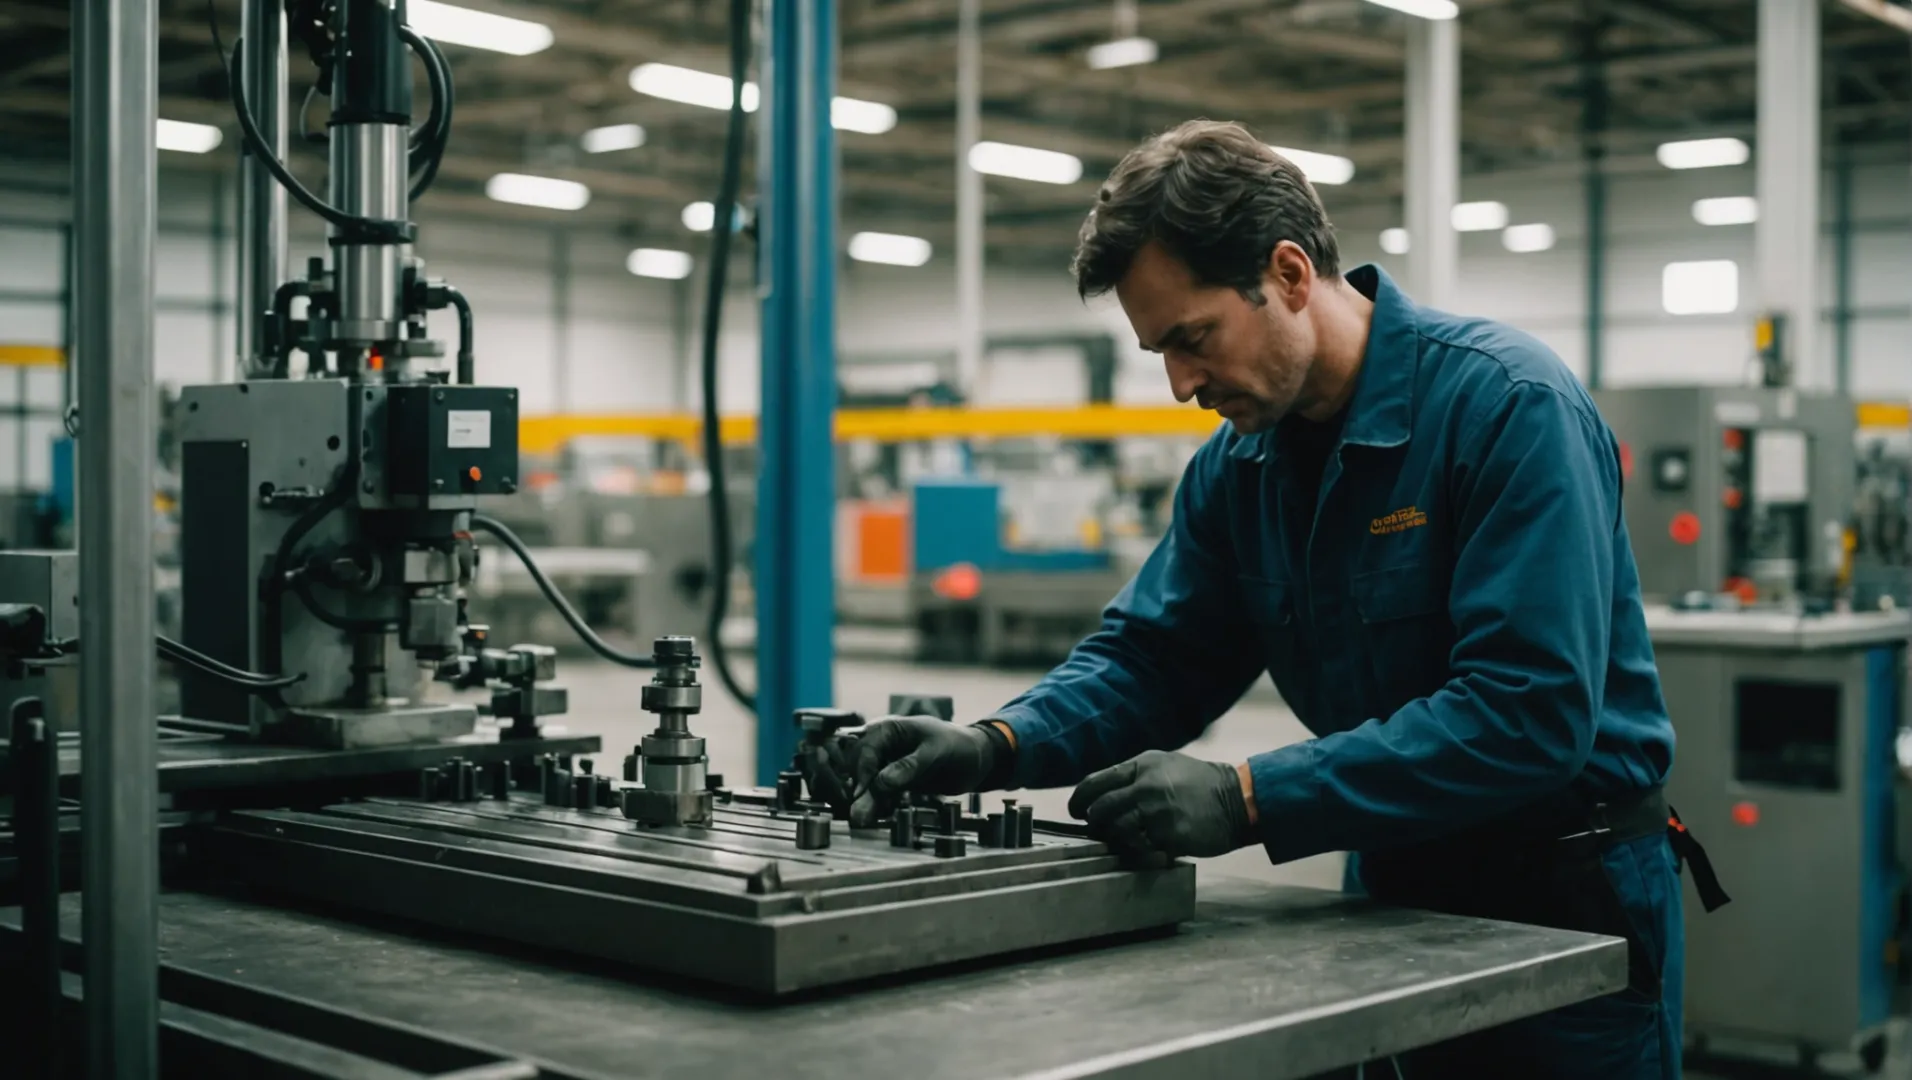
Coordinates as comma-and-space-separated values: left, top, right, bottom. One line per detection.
1, 0, 1908, 265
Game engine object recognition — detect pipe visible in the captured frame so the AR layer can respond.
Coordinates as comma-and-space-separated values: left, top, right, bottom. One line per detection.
442, 284, 475, 385
237, 0, 288, 377
73, 0, 160, 1063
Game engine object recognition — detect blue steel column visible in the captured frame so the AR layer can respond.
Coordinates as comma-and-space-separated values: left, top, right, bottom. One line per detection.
755, 0, 837, 783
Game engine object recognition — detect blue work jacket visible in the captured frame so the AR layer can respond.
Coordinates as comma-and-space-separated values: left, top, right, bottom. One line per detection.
992, 265, 1675, 864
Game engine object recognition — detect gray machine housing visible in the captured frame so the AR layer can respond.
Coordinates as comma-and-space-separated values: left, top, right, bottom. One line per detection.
1594, 387, 1854, 604
176, 378, 518, 747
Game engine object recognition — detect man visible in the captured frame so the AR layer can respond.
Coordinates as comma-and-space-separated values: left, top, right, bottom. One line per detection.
849, 120, 1722, 1079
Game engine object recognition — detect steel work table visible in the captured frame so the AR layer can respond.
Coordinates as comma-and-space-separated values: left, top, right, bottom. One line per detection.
33, 874, 1626, 1079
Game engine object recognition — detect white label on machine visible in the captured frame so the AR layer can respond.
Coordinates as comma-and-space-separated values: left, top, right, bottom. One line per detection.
448, 410, 492, 449
1752, 429, 1809, 503
1714, 400, 1761, 426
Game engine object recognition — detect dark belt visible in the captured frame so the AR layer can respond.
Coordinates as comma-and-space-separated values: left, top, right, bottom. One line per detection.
1550, 786, 1732, 914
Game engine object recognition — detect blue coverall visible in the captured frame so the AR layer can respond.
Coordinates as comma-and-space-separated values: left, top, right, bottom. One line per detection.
991, 265, 1685, 1078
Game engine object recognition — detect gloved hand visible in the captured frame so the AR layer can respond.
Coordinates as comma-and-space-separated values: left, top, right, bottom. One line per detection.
1067, 750, 1255, 858
848, 718, 997, 827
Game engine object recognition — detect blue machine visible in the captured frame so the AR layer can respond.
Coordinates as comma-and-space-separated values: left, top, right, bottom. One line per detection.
910, 478, 1109, 575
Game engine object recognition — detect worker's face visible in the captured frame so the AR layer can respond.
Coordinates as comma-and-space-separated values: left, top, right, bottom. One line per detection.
1117, 240, 1317, 435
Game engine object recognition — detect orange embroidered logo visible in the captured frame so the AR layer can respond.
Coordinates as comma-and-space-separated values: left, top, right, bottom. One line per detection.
1370, 505, 1429, 535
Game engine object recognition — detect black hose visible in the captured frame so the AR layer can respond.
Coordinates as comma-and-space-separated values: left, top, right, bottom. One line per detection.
468, 513, 657, 669
156, 635, 304, 692
260, 464, 358, 674
290, 574, 394, 634
226, 38, 408, 242
442, 284, 475, 384
268, 279, 308, 377
400, 25, 452, 202
698, 0, 757, 712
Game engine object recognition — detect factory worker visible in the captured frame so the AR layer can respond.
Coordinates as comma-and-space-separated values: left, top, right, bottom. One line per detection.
849, 120, 1725, 1080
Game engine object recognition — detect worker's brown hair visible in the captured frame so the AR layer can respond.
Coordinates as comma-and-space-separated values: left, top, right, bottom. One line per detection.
1071, 119, 1340, 302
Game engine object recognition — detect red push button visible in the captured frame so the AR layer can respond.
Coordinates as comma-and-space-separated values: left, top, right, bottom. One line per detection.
467, 466, 483, 483
1670, 511, 1702, 545
1731, 801, 1759, 827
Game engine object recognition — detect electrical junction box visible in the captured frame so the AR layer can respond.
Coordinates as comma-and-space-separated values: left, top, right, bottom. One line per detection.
385, 385, 519, 497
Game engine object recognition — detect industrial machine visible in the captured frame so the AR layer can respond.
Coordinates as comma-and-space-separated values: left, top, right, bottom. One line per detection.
1594, 386, 1855, 609
1598, 385, 1909, 1072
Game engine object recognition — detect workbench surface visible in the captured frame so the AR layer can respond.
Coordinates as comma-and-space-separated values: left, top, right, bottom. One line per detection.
65, 874, 1626, 1079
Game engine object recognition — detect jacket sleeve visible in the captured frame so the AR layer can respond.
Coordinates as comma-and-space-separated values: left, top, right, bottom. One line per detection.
992, 431, 1269, 790
1247, 378, 1621, 863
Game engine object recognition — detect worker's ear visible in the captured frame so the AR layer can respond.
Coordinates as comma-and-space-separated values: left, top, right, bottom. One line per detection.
1262, 241, 1313, 312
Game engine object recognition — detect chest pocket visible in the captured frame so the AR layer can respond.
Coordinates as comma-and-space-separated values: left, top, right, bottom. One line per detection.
1351, 561, 1454, 710
1235, 573, 1306, 713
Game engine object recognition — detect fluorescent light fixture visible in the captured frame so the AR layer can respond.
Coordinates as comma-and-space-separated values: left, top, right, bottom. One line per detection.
485, 173, 590, 211
631, 63, 760, 111
1656, 137, 1749, 170
1361, 0, 1459, 19
409, 0, 552, 55
1380, 228, 1410, 255
1662, 260, 1739, 316
848, 231, 932, 267
680, 201, 745, 233
832, 96, 898, 135
1501, 223, 1556, 254
1086, 36, 1159, 70
968, 141, 1084, 185
628, 248, 694, 280
156, 119, 222, 154
1451, 200, 1509, 232
580, 123, 645, 153
630, 63, 893, 134
1270, 145, 1355, 186
1693, 196, 1758, 226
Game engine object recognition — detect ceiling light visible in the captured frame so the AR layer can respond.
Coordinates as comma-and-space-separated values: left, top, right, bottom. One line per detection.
1086, 36, 1158, 70
681, 201, 745, 233
832, 97, 898, 135
631, 63, 760, 111
408, 0, 553, 56
485, 173, 590, 211
581, 123, 645, 154
848, 231, 933, 267
1662, 260, 1739, 316
629, 64, 893, 134
1380, 228, 1410, 255
968, 141, 1083, 185
1451, 201, 1508, 233
1693, 196, 1758, 226
1656, 137, 1750, 170
156, 119, 222, 154
628, 248, 694, 280
1501, 223, 1555, 253
1270, 145, 1355, 186
1360, 0, 1459, 19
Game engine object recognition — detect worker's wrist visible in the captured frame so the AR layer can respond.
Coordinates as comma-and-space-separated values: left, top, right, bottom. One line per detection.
1236, 762, 1258, 826
972, 719, 1017, 791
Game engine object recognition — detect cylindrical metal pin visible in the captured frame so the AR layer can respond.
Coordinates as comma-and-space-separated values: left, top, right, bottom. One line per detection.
573, 773, 596, 809
418, 766, 440, 801
1016, 804, 1035, 848
488, 761, 510, 800
577, 757, 593, 775
544, 770, 571, 806
796, 813, 831, 850
622, 754, 638, 782
937, 799, 961, 836
933, 833, 967, 858
775, 770, 803, 810
890, 806, 917, 848
981, 812, 1005, 847
968, 791, 982, 814
596, 775, 616, 808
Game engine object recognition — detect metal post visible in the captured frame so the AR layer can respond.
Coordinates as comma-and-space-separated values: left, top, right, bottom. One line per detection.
237, 0, 287, 377
1403, 17, 1459, 309
954, 0, 983, 398
1581, 2, 1608, 389
1832, 142, 1854, 395
755, 0, 837, 783
73, 0, 160, 1068
1756, 0, 1821, 388
552, 231, 571, 409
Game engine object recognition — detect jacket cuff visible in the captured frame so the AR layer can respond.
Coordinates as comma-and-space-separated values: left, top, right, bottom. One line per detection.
1247, 741, 1328, 864
971, 720, 1017, 791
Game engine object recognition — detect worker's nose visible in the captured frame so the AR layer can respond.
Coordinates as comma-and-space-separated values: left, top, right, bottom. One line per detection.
1165, 354, 1205, 404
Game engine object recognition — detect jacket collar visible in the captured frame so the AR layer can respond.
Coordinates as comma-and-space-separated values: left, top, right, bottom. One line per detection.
1227, 263, 1420, 462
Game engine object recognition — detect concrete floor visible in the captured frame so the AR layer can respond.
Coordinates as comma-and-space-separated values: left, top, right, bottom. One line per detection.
524, 656, 1908, 1080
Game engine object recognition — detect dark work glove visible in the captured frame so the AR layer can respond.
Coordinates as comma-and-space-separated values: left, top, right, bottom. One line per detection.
848, 718, 996, 827
1067, 750, 1255, 858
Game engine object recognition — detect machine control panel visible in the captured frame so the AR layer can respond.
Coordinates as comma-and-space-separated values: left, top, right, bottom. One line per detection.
385, 385, 520, 497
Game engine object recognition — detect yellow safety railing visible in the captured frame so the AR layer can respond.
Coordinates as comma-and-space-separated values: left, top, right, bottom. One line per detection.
518, 404, 1220, 454
0, 346, 63, 367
